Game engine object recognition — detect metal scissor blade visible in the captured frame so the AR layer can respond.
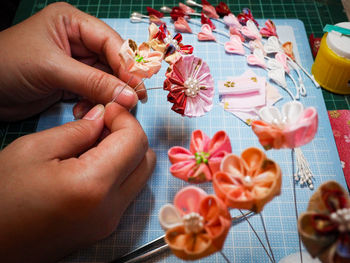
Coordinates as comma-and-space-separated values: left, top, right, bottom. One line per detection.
111, 211, 254, 263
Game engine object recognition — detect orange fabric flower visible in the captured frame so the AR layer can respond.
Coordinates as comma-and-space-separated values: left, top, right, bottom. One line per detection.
213, 147, 282, 213
159, 186, 231, 260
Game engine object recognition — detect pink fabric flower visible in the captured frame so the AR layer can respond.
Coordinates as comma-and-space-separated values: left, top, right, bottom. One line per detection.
168, 130, 232, 183
252, 101, 318, 150
119, 39, 163, 79
163, 55, 214, 117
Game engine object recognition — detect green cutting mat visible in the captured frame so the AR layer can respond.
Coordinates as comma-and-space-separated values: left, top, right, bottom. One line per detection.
1, 0, 349, 148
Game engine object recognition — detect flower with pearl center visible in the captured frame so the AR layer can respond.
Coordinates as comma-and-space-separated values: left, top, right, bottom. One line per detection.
163, 55, 214, 117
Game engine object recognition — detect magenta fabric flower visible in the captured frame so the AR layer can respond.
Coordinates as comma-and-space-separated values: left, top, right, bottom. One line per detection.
168, 130, 232, 183
163, 55, 214, 117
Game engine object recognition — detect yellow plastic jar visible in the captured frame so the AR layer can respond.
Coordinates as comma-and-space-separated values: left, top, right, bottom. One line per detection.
312, 22, 350, 94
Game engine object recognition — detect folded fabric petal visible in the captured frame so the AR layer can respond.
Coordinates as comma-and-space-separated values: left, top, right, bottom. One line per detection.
215, 2, 231, 17
146, 6, 164, 18
237, 8, 259, 27
298, 181, 350, 263
174, 17, 192, 33
247, 48, 267, 68
229, 27, 245, 42
264, 36, 282, 54
249, 39, 265, 54
171, 6, 186, 21
202, 1, 219, 19
161, 186, 231, 260
159, 204, 183, 230
260, 19, 277, 38
224, 14, 241, 28
224, 35, 244, 55
149, 15, 165, 26
282, 41, 296, 60
179, 2, 195, 13
252, 101, 318, 149
241, 20, 261, 40
201, 13, 216, 29
268, 68, 287, 88
213, 147, 282, 213
198, 24, 216, 41
275, 52, 290, 73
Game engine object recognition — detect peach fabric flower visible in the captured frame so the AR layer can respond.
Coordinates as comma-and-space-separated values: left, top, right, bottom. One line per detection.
298, 181, 350, 263
213, 147, 282, 213
119, 39, 163, 79
251, 101, 318, 150
159, 186, 231, 260
168, 130, 232, 183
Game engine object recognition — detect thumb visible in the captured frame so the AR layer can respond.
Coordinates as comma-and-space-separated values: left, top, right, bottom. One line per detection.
48, 55, 138, 109
31, 104, 105, 160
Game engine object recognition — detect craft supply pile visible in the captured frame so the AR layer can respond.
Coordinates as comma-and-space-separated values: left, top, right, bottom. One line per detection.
114, 1, 350, 262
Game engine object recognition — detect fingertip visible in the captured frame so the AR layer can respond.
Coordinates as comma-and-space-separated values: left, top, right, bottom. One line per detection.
112, 85, 138, 109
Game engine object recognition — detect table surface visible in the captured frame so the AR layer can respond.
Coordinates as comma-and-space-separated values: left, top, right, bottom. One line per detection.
0, 0, 349, 148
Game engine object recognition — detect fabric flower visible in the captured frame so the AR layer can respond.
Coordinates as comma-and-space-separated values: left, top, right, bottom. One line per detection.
119, 39, 163, 79
163, 55, 214, 117
298, 181, 350, 263
237, 8, 259, 27
213, 147, 282, 213
148, 23, 193, 64
215, 2, 231, 17
251, 101, 318, 150
159, 186, 231, 260
168, 130, 232, 183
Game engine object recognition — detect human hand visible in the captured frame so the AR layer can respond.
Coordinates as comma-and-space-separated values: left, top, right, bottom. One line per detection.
0, 103, 156, 262
0, 2, 146, 121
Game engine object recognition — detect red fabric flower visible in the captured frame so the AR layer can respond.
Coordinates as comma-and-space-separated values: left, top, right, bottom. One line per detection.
237, 8, 259, 27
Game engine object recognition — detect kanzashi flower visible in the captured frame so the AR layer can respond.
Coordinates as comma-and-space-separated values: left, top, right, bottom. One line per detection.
237, 8, 259, 27
119, 39, 163, 79
298, 181, 350, 263
213, 147, 282, 213
251, 101, 318, 150
159, 186, 231, 260
148, 23, 193, 64
163, 55, 214, 116
168, 130, 232, 183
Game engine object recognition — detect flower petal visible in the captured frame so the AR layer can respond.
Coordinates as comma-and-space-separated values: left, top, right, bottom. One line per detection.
170, 160, 196, 181
168, 146, 193, 164
174, 186, 207, 215
159, 204, 183, 230
241, 147, 266, 175
190, 130, 211, 153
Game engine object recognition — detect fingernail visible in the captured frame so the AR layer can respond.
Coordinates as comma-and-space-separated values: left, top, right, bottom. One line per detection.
141, 95, 148, 104
112, 85, 138, 108
83, 104, 104, 120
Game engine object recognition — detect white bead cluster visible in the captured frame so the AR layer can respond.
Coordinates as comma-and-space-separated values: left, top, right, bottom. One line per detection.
184, 77, 200, 97
164, 35, 179, 50
293, 148, 314, 190
271, 116, 287, 129
183, 212, 204, 234
330, 208, 350, 233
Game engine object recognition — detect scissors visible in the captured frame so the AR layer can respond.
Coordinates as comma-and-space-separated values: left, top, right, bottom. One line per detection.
111, 211, 255, 263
